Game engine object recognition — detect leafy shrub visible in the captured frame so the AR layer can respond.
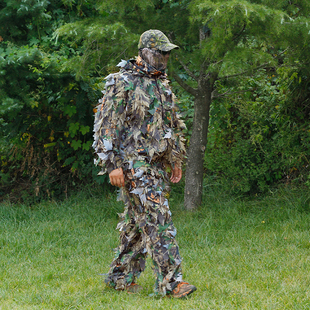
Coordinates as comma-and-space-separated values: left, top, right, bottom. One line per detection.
205, 68, 310, 193
0, 1, 109, 202
0, 44, 105, 201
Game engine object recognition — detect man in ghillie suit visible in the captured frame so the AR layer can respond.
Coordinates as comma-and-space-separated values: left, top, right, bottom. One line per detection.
93, 29, 196, 298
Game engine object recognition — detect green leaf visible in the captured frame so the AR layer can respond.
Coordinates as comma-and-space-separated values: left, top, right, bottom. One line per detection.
71, 161, 79, 171
63, 156, 76, 167
64, 106, 77, 117
82, 141, 92, 151
69, 122, 80, 137
80, 125, 90, 135
71, 139, 82, 150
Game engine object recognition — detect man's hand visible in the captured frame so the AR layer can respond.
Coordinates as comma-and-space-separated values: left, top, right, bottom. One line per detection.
170, 166, 182, 183
109, 168, 125, 187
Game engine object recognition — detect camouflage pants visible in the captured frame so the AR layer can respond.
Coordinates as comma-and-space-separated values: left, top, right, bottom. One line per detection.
105, 161, 183, 296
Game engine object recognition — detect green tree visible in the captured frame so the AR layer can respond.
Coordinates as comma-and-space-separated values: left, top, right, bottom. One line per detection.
171, 0, 310, 209
0, 0, 104, 201
53, 0, 310, 209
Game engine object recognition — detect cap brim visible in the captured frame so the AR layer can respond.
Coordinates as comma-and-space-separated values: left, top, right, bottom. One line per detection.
159, 43, 179, 52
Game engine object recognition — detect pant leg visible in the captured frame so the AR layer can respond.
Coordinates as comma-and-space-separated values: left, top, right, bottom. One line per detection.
105, 190, 147, 290
105, 161, 183, 295
125, 161, 183, 295
142, 184, 183, 296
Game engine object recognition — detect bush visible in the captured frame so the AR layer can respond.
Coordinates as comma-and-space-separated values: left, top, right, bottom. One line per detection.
205, 68, 310, 193
0, 1, 109, 202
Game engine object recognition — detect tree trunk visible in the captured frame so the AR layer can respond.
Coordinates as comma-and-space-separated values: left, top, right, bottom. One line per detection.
184, 78, 212, 210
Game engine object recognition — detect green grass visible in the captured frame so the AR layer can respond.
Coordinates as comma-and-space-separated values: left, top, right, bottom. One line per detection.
1, 184, 310, 309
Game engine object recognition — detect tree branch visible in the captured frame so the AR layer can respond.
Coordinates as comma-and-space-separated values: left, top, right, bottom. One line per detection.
172, 72, 198, 97
176, 55, 198, 81
211, 59, 223, 67
199, 59, 210, 79
218, 63, 273, 80
212, 90, 249, 99
275, 48, 289, 58
232, 23, 246, 42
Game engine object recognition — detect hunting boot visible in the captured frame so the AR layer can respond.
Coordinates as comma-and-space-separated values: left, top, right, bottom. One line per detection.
171, 282, 197, 298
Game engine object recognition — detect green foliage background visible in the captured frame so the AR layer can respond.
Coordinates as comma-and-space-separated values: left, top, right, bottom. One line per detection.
0, 0, 106, 201
206, 68, 310, 193
1, 0, 310, 201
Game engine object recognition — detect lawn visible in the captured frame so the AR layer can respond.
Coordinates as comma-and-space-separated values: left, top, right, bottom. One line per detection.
1, 184, 310, 309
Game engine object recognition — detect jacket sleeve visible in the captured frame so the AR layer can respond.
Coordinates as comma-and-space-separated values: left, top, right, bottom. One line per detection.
92, 74, 126, 175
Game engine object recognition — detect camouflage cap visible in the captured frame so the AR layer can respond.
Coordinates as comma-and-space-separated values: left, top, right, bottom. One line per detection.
138, 29, 179, 52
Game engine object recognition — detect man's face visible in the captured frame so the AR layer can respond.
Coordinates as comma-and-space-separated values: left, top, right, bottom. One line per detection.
140, 48, 170, 71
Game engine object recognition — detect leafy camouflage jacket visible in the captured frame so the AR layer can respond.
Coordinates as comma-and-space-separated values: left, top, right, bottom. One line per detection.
93, 56, 186, 175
